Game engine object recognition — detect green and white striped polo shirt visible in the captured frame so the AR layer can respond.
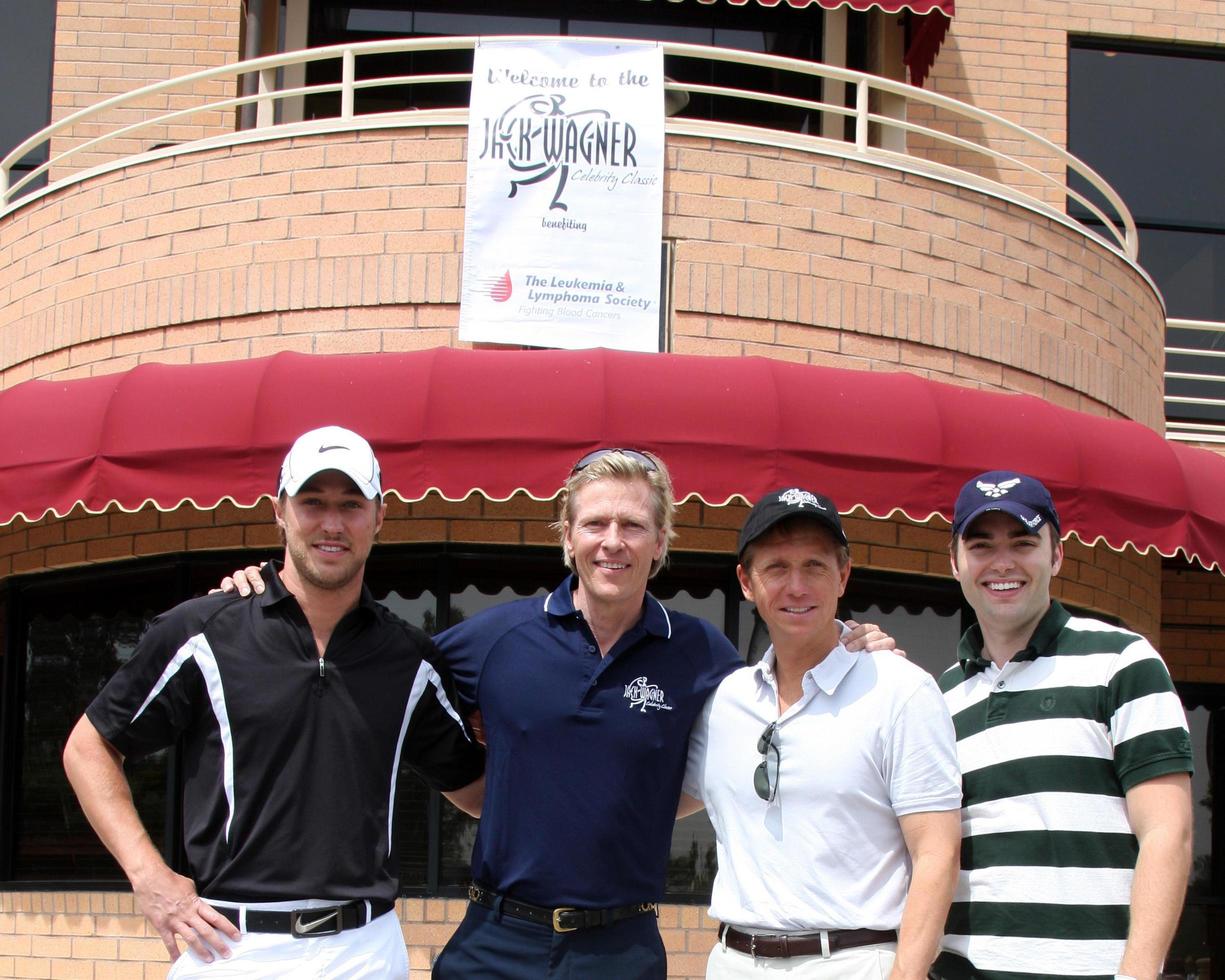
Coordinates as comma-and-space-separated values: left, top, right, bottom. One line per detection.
933, 601, 1192, 980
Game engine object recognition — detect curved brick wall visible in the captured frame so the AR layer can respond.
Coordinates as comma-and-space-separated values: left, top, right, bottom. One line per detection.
0, 127, 1164, 427
0, 494, 1163, 643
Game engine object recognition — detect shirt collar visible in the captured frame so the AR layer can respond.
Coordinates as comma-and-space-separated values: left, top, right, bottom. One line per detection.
955, 599, 1070, 674
753, 621, 857, 696
541, 574, 672, 639
256, 560, 379, 618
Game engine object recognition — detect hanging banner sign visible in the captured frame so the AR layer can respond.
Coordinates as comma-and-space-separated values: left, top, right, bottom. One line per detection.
459, 39, 665, 352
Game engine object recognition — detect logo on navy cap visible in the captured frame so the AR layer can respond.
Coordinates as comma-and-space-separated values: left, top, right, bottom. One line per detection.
975, 478, 1021, 499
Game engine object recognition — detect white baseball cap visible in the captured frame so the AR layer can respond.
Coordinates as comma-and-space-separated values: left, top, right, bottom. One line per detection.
277, 426, 382, 500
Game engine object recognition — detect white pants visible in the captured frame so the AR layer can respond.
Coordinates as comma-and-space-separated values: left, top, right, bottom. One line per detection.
168, 908, 408, 979
707, 941, 896, 979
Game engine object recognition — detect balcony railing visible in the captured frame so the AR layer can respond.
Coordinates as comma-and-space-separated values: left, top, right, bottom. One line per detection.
1166, 319, 1225, 445
0, 36, 1137, 260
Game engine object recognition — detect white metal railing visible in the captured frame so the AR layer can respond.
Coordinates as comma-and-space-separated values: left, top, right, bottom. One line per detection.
0, 36, 1138, 259
1166, 318, 1225, 444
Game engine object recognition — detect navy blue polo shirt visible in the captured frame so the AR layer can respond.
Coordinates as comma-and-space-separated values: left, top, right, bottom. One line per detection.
437, 575, 742, 908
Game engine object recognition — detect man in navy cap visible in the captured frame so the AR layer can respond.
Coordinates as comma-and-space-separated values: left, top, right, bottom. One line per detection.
933, 471, 1193, 980
682, 487, 962, 980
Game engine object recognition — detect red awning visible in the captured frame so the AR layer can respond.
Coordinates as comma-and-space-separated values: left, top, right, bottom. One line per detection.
652, 0, 954, 87
1, 347, 1221, 570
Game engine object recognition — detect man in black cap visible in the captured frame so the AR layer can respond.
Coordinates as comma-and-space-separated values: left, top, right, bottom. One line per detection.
933, 470, 1193, 980
682, 487, 962, 980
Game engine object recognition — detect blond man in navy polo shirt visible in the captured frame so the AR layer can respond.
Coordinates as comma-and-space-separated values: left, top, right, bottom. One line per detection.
682, 488, 963, 980
431, 449, 744, 978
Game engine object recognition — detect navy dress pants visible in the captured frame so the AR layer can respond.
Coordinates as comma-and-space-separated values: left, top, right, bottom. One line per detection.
432, 899, 666, 979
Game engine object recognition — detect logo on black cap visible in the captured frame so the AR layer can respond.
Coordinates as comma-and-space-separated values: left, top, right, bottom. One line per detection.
778, 489, 828, 511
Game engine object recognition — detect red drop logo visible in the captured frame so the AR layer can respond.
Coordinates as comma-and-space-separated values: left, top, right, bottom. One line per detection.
490, 272, 512, 303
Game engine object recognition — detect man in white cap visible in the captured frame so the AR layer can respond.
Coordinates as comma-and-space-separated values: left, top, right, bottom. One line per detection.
63, 426, 485, 978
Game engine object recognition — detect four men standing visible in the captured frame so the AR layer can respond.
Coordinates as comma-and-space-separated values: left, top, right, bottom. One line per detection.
63, 431, 1195, 979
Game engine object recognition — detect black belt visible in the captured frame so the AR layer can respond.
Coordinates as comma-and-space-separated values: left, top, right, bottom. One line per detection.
720, 924, 898, 959
468, 883, 657, 934
217, 899, 394, 938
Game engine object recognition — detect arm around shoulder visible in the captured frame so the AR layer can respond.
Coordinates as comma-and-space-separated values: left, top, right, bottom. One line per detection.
443, 774, 485, 818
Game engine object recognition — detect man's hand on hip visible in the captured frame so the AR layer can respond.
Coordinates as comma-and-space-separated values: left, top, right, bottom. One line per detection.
132, 863, 240, 962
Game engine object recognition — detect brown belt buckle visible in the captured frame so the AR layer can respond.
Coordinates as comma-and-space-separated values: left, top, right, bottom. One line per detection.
552, 907, 579, 933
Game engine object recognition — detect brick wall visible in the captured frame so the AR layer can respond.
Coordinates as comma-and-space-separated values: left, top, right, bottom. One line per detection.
48, 0, 244, 181
0, 493, 1164, 642
665, 137, 1165, 428
1162, 561, 1225, 683
0, 891, 723, 979
0, 129, 1165, 428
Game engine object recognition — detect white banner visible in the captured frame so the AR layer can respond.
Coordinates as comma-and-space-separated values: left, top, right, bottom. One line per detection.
459, 39, 665, 352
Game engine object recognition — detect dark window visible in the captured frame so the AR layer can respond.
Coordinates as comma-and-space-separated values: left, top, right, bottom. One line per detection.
0, 0, 55, 198
0, 545, 745, 901
1067, 41, 1225, 424
1170, 688, 1225, 974
304, 0, 860, 137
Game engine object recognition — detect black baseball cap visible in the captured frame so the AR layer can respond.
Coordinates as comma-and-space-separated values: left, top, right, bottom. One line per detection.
952, 470, 1060, 537
738, 487, 848, 559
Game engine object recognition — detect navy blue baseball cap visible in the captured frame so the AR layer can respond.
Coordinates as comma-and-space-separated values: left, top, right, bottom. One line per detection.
738, 487, 848, 559
952, 470, 1060, 538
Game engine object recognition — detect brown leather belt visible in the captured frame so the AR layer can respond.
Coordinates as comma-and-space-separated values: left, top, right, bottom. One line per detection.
720, 924, 897, 958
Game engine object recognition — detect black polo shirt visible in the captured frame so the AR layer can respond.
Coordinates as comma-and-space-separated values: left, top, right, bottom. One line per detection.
87, 562, 484, 905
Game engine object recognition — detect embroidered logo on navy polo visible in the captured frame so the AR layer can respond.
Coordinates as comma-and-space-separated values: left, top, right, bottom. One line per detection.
623, 676, 674, 713
975, 478, 1021, 499
778, 488, 825, 510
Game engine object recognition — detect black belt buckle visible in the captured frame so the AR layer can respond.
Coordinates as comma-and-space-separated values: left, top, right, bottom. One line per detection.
552, 907, 579, 933
290, 906, 344, 938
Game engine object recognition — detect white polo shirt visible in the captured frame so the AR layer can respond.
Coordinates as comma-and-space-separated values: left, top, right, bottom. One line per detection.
683, 636, 962, 932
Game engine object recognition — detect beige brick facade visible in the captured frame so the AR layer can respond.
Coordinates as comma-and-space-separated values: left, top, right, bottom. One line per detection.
2, 1, 1223, 976
0, 130, 1165, 427
49, 1, 244, 180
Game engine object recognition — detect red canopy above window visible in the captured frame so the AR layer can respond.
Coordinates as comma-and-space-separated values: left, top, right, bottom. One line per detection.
652, 0, 954, 86
0, 347, 1220, 570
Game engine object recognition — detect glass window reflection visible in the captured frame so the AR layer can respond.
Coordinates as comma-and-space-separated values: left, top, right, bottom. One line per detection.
18, 609, 168, 880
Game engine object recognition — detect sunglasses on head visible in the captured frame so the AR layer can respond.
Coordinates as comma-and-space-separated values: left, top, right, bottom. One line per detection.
571, 448, 658, 474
